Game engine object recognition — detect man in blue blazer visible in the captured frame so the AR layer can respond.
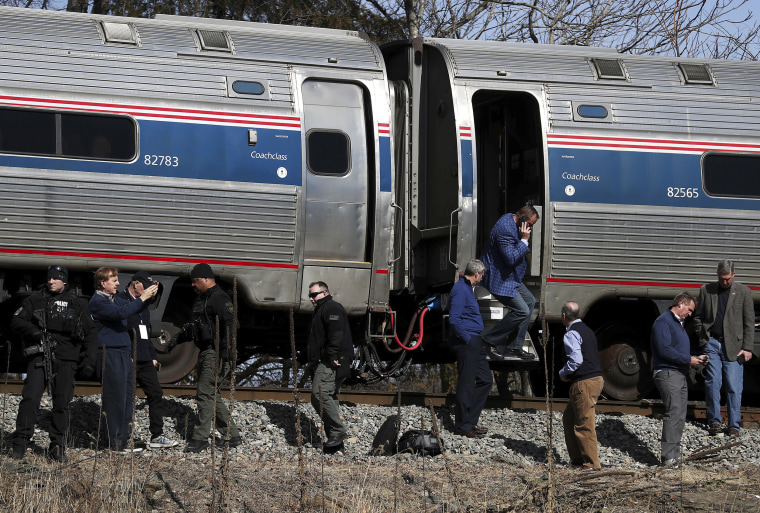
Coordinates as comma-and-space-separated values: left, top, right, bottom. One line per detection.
480, 204, 539, 360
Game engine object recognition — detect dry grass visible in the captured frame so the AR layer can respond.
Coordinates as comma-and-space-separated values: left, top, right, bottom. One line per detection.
2, 448, 760, 512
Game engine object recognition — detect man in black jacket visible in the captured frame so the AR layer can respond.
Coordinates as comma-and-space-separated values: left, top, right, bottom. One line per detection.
307, 281, 354, 449
10, 264, 99, 462
185, 263, 242, 453
117, 271, 177, 449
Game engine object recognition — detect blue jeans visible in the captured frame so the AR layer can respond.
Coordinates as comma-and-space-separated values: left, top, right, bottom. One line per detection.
704, 337, 743, 429
482, 283, 535, 351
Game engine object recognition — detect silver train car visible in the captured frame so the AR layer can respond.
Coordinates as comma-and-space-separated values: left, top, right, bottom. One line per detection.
382, 38, 760, 399
1, 6, 759, 400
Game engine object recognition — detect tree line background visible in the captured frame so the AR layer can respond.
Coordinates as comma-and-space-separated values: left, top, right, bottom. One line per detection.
1, 0, 758, 60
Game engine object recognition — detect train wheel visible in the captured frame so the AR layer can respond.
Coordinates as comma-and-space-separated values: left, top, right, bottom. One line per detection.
154, 322, 199, 384
597, 323, 653, 401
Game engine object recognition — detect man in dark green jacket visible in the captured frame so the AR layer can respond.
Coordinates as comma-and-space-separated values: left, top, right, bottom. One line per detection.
185, 263, 242, 453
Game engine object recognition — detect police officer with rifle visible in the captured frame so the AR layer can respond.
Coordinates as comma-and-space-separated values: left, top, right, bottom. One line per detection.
183, 263, 242, 453
10, 265, 99, 462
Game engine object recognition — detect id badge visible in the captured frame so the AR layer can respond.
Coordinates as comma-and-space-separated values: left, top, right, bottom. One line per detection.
139, 324, 149, 340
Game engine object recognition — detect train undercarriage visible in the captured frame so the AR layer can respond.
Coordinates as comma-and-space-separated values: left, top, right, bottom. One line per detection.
1, 268, 759, 406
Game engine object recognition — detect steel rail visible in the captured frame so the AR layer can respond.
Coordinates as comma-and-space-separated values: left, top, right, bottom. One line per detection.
2, 380, 759, 425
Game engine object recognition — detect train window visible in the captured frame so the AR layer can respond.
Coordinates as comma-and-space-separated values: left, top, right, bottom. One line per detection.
571, 102, 612, 122
577, 105, 608, 118
306, 130, 350, 176
703, 153, 760, 198
232, 81, 265, 95
0, 107, 136, 161
61, 113, 136, 160
0, 108, 56, 154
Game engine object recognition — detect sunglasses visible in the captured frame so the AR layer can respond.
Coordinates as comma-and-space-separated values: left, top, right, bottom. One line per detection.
308, 290, 326, 299
49, 265, 65, 272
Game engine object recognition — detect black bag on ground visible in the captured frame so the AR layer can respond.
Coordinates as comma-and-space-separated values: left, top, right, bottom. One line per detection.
371, 414, 400, 455
397, 429, 442, 456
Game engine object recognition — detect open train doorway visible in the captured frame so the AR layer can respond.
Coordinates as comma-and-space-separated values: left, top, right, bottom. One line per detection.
472, 90, 545, 396
473, 90, 544, 275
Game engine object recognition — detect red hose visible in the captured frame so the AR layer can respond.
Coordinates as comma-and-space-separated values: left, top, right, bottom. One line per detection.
386, 308, 426, 351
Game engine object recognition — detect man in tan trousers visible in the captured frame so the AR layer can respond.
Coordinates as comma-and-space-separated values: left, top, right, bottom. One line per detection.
559, 301, 604, 471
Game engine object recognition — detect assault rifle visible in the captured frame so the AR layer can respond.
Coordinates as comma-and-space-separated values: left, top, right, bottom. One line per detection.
24, 309, 57, 396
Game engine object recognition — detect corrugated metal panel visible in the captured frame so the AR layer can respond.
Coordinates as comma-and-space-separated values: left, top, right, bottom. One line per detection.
430, 38, 760, 138
0, 170, 298, 264
0, 48, 293, 103
428, 38, 619, 84
0, 6, 381, 106
154, 14, 382, 70
550, 203, 760, 284
547, 82, 760, 135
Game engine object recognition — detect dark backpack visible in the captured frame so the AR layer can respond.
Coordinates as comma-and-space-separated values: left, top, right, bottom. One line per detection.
397, 429, 442, 457
371, 415, 400, 456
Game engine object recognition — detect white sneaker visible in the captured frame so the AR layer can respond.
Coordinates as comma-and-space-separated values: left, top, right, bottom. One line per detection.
150, 435, 179, 449
112, 445, 144, 454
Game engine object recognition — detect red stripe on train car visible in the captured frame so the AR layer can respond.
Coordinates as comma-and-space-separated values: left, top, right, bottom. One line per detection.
0, 248, 299, 269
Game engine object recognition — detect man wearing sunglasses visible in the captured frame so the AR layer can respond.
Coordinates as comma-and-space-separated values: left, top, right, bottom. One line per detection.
10, 265, 99, 462
307, 281, 354, 450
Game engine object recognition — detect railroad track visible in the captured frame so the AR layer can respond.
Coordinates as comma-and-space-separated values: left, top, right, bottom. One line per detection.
2, 380, 759, 426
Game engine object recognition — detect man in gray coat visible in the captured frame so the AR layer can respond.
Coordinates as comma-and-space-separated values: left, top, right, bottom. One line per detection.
693, 259, 755, 437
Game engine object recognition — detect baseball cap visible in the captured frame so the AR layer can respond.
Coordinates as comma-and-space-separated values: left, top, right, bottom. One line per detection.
131, 270, 154, 288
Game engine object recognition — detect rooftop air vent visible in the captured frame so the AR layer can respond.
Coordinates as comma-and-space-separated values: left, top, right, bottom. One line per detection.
101, 21, 137, 45
591, 58, 627, 80
678, 63, 715, 85
197, 30, 232, 52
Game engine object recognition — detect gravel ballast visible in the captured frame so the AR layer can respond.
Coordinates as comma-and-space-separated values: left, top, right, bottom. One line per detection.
1, 392, 756, 469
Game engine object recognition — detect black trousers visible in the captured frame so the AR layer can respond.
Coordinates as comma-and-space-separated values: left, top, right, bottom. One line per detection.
13, 357, 77, 451
451, 335, 493, 432
135, 360, 165, 438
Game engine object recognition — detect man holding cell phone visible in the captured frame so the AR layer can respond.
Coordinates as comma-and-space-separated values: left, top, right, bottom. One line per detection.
118, 271, 177, 449
479, 204, 540, 361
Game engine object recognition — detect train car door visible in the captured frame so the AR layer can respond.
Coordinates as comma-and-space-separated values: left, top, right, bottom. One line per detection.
300, 80, 373, 313
474, 90, 544, 273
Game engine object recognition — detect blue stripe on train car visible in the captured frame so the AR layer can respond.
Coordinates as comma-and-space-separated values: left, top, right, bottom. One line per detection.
548, 147, 759, 210
0, 120, 304, 187
461, 139, 473, 198
379, 135, 392, 192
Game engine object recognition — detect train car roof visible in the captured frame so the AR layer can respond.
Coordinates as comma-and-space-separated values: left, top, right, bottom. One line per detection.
0, 6, 383, 72
422, 37, 760, 89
